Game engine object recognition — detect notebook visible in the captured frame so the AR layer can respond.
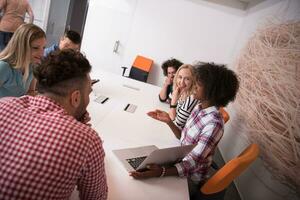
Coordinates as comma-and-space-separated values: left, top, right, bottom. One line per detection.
113, 144, 195, 171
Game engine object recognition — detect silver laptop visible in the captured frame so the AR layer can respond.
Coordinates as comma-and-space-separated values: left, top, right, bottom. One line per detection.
113, 144, 195, 171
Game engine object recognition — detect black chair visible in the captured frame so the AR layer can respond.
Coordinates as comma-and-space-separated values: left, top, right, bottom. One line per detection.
121, 55, 153, 83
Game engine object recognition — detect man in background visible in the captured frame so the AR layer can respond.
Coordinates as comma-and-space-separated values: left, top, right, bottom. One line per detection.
44, 29, 81, 57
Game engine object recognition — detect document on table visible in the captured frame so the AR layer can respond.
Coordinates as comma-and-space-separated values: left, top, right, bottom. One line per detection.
94, 95, 109, 104
124, 103, 137, 113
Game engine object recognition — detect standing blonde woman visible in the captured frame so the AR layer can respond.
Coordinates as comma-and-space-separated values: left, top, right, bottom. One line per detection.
169, 64, 200, 129
0, 0, 34, 50
0, 23, 46, 98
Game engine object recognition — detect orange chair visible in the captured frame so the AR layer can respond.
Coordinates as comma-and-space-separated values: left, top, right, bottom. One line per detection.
199, 144, 260, 199
211, 107, 230, 170
121, 55, 153, 82
219, 107, 229, 124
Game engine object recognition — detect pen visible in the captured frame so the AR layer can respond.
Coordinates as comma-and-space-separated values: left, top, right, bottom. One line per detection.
124, 104, 130, 111
91, 79, 100, 85
101, 97, 109, 104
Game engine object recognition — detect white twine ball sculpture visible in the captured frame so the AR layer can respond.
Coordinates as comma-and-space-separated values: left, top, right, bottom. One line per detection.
235, 21, 300, 193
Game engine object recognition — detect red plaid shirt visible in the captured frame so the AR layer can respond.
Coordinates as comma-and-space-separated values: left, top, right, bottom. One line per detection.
0, 96, 107, 200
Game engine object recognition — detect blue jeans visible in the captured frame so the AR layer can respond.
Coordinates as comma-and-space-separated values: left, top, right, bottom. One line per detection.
0, 31, 13, 51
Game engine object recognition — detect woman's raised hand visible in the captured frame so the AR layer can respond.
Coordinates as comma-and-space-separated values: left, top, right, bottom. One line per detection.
147, 109, 172, 123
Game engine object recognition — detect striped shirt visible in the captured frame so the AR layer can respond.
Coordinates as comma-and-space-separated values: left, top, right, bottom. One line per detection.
174, 95, 200, 129
175, 105, 224, 183
0, 95, 108, 200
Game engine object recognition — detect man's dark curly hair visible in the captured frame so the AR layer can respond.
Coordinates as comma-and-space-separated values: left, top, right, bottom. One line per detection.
194, 63, 239, 107
65, 30, 81, 44
161, 58, 183, 76
34, 49, 91, 96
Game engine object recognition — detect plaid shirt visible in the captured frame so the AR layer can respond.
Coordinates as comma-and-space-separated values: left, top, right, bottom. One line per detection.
0, 96, 107, 200
175, 105, 224, 183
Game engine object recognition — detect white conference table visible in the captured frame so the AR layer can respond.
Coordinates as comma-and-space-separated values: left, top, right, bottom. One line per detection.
72, 69, 189, 200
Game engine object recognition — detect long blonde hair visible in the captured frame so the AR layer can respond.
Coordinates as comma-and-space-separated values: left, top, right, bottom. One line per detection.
173, 64, 197, 100
0, 23, 46, 81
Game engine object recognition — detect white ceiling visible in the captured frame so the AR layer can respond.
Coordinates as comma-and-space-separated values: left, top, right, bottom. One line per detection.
201, 0, 266, 10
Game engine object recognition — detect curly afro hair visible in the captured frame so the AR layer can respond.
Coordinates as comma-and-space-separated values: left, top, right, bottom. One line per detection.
194, 63, 239, 107
161, 58, 183, 76
34, 49, 91, 96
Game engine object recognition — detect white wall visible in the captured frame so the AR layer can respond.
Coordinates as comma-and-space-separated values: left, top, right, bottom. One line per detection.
221, 0, 300, 200
122, 0, 245, 86
27, 0, 51, 30
82, 0, 245, 86
45, 0, 71, 46
81, 0, 138, 75
28, 0, 71, 46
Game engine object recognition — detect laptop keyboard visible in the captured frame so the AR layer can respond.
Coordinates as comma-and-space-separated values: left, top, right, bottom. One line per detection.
126, 156, 147, 169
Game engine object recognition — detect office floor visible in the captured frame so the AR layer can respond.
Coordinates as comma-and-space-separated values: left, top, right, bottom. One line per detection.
212, 148, 242, 200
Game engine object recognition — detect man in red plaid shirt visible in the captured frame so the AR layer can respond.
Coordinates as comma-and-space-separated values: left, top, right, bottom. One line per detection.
0, 50, 107, 199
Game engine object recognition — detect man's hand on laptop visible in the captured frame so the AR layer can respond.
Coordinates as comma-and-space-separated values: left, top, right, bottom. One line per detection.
129, 164, 163, 179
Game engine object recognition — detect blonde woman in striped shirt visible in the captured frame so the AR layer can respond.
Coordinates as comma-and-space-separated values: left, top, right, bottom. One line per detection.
169, 64, 200, 129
